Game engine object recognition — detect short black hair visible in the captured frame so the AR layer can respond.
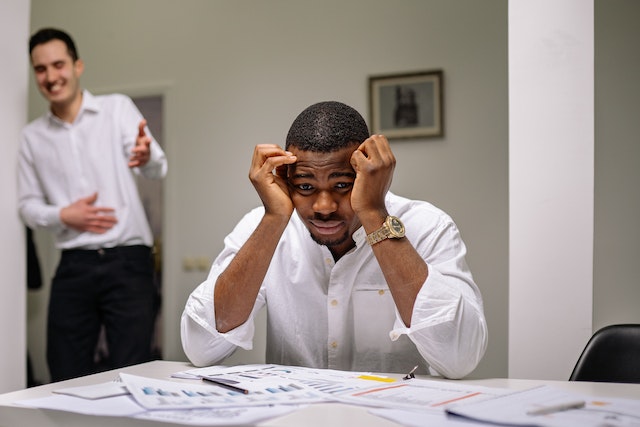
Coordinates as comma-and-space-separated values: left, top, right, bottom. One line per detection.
29, 28, 79, 61
285, 101, 370, 152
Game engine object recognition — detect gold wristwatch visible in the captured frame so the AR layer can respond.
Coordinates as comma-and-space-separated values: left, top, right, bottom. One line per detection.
366, 216, 406, 246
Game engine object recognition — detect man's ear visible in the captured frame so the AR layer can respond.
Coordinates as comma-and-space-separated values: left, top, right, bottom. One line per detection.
74, 58, 85, 77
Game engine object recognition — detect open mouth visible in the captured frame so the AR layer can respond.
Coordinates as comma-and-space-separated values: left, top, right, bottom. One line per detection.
47, 82, 63, 94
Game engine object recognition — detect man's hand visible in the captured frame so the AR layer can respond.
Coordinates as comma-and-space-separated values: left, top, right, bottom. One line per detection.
249, 144, 297, 217
214, 144, 297, 333
60, 192, 117, 233
128, 119, 152, 168
351, 135, 426, 328
349, 135, 395, 219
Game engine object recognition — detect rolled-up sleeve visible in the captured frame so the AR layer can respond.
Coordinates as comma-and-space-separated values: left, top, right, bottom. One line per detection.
181, 209, 266, 367
389, 215, 488, 379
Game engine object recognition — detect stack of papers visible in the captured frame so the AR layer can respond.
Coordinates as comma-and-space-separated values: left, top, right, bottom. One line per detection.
14, 364, 640, 426
446, 385, 640, 427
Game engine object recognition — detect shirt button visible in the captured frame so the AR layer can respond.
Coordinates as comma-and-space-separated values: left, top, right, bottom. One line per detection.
331, 299, 338, 306
330, 341, 338, 349
378, 289, 385, 296
325, 258, 332, 265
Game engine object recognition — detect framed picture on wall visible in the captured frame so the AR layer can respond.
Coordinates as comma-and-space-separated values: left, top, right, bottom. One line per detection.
369, 70, 444, 140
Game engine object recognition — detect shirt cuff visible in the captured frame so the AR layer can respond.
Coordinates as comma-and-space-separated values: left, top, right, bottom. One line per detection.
185, 279, 255, 350
44, 205, 66, 232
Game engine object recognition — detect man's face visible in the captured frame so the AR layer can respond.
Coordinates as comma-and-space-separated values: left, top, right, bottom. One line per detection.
287, 144, 361, 259
30, 39, 83, 108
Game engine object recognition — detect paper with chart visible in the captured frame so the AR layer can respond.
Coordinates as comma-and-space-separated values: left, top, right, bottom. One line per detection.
331, 378, 509, 412
120, 372, 327, 410
177, 364, 510, 414
179, 363, 401, 396
446, 385, 640, 427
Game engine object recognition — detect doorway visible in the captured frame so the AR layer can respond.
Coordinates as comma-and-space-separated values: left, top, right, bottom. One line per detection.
133, 94, 165, 360
93, 94, 165, 367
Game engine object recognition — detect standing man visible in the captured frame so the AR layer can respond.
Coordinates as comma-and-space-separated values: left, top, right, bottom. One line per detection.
18, 28, 168, 381
181, 101, 486, 379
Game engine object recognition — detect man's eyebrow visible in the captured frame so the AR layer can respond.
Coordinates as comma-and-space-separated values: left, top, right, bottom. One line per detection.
33, 60, 65, 69
329, 171, 356, 179
290, 171, 313, 179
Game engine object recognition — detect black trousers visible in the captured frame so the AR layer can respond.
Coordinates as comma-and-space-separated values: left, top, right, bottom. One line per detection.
47, 245, 157, 382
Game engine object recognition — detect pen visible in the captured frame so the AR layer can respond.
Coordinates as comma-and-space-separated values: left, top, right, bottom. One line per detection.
526, 399, 586, 416
403, 365, 419, 380
202, 376, 250, 394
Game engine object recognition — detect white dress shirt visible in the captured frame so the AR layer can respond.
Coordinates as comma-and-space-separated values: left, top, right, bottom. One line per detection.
181, 192, 487, 379
18, 90, 167, 249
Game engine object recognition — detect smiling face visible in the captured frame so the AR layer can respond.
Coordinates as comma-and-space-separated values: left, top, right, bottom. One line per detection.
288, 144, 361, 260
30, 39, 83, 116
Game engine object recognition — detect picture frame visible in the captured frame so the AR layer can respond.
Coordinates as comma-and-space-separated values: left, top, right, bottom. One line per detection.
369, 70, 444, 140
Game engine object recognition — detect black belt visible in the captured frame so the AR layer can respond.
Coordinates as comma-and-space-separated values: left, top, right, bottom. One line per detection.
61, 245, 151, 259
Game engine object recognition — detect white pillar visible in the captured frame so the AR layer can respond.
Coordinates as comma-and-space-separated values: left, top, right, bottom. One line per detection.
509, 0, 594, 379
0, 0, 30, 392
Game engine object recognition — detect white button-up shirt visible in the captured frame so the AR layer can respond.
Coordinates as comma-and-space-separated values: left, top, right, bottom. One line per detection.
181, 192, 487, 379
18, 90, 167, 249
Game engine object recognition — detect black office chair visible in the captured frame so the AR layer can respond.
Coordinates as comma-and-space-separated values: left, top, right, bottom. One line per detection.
569, 324, 640, 383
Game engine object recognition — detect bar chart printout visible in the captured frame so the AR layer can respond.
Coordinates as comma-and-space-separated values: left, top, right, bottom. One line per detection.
333, 378, 508, 413
120, 373, 327, 410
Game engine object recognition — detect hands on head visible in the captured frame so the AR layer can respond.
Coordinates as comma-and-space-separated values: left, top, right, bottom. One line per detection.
250, 134, 395, 219
128, 119, 152, 168
249, 144, 297, 217
349, 134, 395, 218
60, 192, 117, 233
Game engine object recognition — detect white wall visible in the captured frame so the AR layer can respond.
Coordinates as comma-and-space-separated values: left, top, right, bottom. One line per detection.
509, 0, 594, 380
0, 0, 29, 392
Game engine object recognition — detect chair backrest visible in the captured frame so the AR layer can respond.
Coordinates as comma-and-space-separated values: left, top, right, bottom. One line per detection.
569, 324, 640, 383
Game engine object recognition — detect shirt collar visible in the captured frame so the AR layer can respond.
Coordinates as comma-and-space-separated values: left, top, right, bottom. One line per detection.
80, 89, 101, 113
46, 89, 100, 125
352, 226, 368, 248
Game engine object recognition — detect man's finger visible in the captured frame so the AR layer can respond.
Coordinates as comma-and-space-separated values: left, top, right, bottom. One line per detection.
93, 215, 118, 224
138, 119, 147, 138
88, 216, 117, 229
83, 192, 99, 204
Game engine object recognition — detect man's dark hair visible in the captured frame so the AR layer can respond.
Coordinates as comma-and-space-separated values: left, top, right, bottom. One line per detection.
29, 28, 79, 61
285, 101, 370, 152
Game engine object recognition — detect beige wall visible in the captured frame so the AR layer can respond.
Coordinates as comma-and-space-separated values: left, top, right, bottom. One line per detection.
1, 0, 29, 392
27, 0, 508, 384
593, 0, 640, 331
24, 0, 640, 385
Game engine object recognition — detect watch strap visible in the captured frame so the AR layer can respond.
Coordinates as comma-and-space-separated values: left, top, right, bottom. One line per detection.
366, 224, 390, 245
366, 216, 405, 246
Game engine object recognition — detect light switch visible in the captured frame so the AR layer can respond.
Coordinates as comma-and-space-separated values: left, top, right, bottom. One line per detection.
182, 257, 196, 271
196, 256, 210, 271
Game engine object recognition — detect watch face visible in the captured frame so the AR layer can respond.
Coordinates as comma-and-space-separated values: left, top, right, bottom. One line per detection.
388, 216, 405, 237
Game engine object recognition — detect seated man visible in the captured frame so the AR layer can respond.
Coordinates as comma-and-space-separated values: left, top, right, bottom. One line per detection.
181, 101, 487, 379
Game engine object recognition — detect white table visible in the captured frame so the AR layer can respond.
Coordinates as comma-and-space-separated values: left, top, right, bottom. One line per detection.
1, 360, 639, 426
